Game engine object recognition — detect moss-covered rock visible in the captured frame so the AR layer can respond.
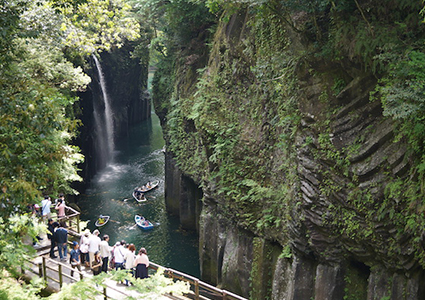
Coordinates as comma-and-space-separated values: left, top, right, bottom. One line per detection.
154, 0, 425, 299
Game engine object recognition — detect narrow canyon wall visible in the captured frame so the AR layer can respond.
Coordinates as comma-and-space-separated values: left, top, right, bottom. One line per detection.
157, 2, 425, 299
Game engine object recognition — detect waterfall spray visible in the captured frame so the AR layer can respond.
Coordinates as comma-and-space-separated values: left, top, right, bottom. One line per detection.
93, 55, 115, 163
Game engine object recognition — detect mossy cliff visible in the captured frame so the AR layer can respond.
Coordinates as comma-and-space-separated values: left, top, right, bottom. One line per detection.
153, 1, 425, 299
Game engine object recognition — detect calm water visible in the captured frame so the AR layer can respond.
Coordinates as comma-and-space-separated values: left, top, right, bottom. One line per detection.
76, 114, 200, 277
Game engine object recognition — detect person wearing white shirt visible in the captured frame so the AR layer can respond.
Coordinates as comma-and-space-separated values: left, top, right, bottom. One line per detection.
99, 234, 111, 273
79, 230, 90, 266
124, 244, 136, 286
88, 229, 101, 268
41, 196, 52, 221
113, 240, 126, 270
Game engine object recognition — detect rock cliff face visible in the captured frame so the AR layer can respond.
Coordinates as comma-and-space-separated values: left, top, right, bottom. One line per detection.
76, 43, 150, 182
155, 2, 425, 299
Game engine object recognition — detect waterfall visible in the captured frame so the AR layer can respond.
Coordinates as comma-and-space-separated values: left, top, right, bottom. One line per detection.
93, 55, 115, 165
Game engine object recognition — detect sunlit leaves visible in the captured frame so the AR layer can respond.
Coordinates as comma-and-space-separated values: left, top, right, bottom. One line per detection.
57, 0, 141, 55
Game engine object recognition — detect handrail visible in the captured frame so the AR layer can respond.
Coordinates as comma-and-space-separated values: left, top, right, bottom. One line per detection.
27, 256, 131, 299
25, 256, 247, 300
30, 206, 246, 300
148, 262, 247, 300
56, 206, 81, 234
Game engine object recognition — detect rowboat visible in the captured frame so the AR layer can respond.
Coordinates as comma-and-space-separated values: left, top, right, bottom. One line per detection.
135, 214, 154, 230
133, 190, 147, 203
95, 215, 110, 227
134, 180, 159, 194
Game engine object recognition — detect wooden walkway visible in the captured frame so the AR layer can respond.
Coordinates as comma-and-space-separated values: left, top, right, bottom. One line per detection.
24, 208, 246, 300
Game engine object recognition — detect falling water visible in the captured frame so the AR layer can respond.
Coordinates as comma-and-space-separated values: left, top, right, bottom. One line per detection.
93, 55, 115, 164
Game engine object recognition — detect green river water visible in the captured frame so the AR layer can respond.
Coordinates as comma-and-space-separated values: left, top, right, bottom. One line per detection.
76, 113, 200, 277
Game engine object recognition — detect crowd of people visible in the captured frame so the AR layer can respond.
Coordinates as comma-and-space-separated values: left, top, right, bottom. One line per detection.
76, 229, 150, 283
37, 194, 150, 283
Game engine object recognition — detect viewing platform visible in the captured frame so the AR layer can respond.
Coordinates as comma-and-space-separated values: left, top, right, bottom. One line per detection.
25, 206, 247, 300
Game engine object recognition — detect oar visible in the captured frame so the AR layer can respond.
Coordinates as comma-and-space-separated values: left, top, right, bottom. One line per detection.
109, 219, 121, 224
129, 223, 138, 229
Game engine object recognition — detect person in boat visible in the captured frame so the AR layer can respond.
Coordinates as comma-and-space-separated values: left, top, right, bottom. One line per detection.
134, 188, 142, 197
146, 181, 151, 189
98, 215, 105, 225
139, 193, 146, 201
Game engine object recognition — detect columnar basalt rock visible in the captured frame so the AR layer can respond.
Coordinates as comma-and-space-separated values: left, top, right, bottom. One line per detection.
158, 3, 425, 300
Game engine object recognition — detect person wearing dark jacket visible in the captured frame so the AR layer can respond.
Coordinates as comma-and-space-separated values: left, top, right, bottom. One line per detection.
54, 221, 68, 261
47, 218, 57, 258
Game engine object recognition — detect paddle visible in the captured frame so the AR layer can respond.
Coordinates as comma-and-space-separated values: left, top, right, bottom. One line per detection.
109, 219, 121, 224
129, 223, 138, 229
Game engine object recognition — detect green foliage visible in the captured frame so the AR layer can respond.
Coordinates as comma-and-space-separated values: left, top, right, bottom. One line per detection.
0, 0, 142, 216
279, 244, 292, 259
375, 49, 425, 120
0, 42, 84, 214
0, 215, 44, 277
0, 261, 190, 300
56, 0, 141, 55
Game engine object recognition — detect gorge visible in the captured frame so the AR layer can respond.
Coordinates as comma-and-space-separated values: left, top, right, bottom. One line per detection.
64, 1, 425, 299
147, 1, 425, 300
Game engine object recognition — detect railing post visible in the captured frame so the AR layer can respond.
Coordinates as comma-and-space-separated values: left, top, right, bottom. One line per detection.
77, 215, 80, 233
103, 287, 107, 300
38, 262, 43, 277
194, 279, 200, 300
42, 256, 47, 281
58, 264, 63, 289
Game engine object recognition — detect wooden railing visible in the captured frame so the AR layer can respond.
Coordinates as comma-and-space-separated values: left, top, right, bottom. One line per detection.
149, 262, 248, 300
56, 206, 81, 234
25, 256, 131, 299
24, 256, 247, 300
28, 206, 247, 300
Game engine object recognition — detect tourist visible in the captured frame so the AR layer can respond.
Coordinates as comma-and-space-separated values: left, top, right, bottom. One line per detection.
110, 241, 120, 269
79, 229, 90, 267
47, 218, 57, 258
33, 204, 41, 218
113, 240, 126, 270
99, 234, 111, 273
134, 247, 149, 279
70, 241, 83, 279
55, 198, 66, 219
91, 251, 102, 276
124, 244, 136, 286
88, 229, 101, 268
55, 193, 65, 205
54, 221, 68, 261
41, 195, 52, 221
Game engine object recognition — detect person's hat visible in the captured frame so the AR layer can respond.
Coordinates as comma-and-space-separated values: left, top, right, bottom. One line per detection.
84, 229, 90, 236
34, 204, 40, 209
72, 241, 78, 247
93, 229, 100, 235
